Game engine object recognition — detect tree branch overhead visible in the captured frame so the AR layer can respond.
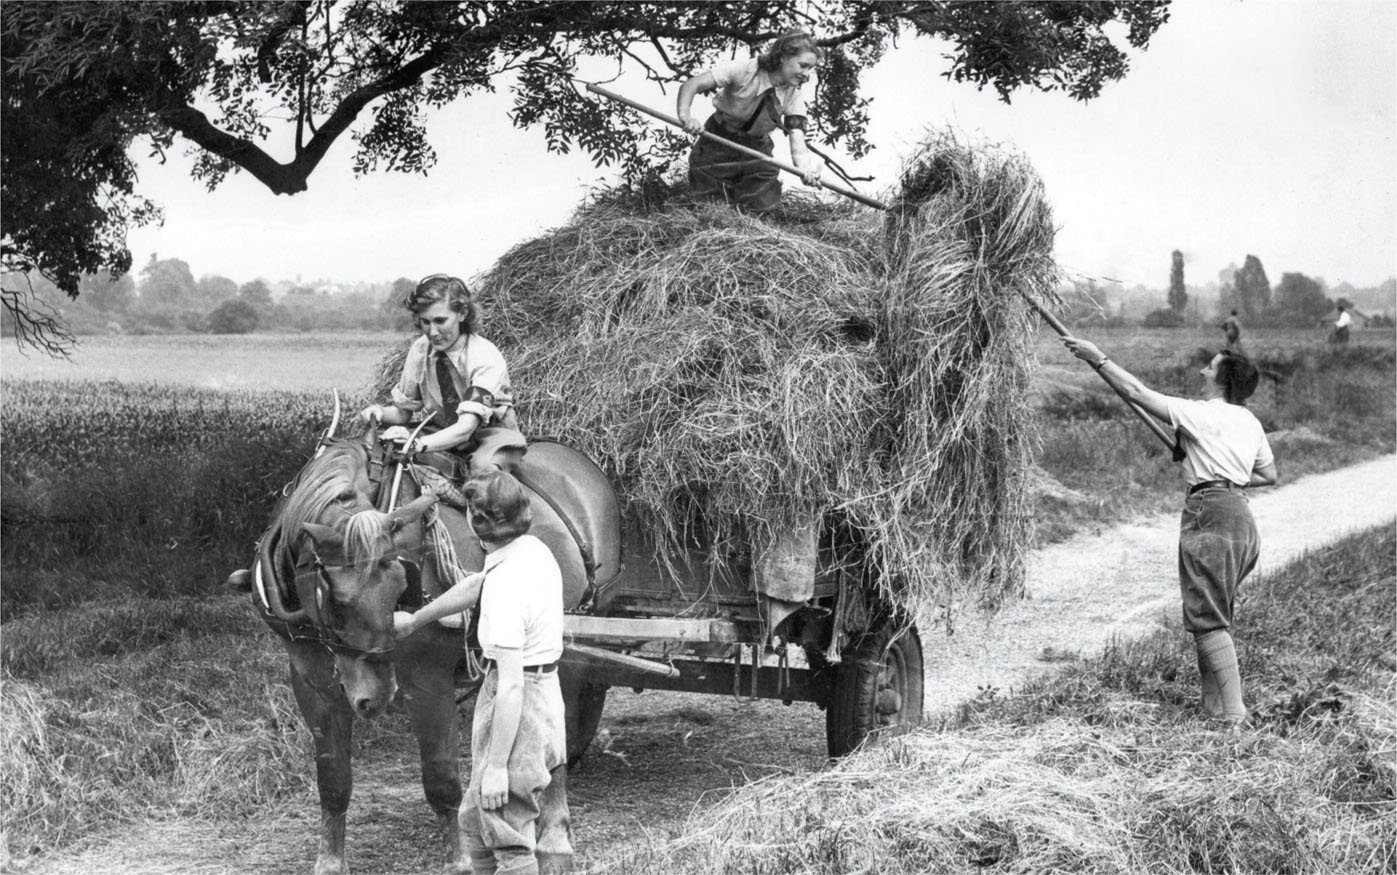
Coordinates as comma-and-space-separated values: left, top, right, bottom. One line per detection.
2, 0, 1171, 340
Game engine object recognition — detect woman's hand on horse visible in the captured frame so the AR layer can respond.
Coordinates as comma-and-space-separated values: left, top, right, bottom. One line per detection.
392, 611, 417, 638
361, 404, 386, 423
479, 765, 510, 810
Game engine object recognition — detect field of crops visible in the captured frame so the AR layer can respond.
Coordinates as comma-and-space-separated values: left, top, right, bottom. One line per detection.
1, 327, 1392, 618
0, 379, 342, 618
1, 325, 1382, 392
1033, 324, 1392, 388
0, 331, 401, 392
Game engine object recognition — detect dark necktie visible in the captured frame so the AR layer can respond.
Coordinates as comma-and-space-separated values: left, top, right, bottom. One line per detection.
435, 353, 461, 427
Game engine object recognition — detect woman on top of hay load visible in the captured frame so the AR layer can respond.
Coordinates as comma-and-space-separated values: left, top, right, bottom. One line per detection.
1063, 337, 1277, 727
677, 30, 825, 212
361, 274, 526, 475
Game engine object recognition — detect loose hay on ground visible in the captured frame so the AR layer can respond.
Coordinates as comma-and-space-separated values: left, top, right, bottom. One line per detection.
0, 617, 313, 867
596, 680, 1395, 875
374, 132, 1057, 614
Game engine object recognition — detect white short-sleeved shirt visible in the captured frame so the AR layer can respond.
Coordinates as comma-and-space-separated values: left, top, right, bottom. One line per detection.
391, 334, 514, 427
1336, 311, 1352, 328
1167, 396, 1275, 487
706, 57, 809, 137
477, 534, 565, 666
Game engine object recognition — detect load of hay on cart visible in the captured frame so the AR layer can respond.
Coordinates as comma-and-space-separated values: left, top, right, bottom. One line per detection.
375, 133, 1058, 759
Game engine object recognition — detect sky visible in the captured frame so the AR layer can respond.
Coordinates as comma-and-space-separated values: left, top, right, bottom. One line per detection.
124, 0, 1397, 292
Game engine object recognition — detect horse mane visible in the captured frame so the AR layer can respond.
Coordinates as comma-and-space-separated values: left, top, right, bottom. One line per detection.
342, 509, 390, 572
271, 439, 391, 579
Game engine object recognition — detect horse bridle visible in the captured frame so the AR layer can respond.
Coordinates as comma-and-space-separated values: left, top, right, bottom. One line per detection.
280, 555, 404, 659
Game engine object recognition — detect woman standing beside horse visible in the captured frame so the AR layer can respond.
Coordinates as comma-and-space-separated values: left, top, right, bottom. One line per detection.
395, 470, 572, 875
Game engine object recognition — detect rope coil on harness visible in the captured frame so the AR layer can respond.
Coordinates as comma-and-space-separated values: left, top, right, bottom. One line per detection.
409, 466, 487, 684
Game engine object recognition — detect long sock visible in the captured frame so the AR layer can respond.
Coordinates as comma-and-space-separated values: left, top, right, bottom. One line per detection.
1195, 629, 1246, 722
1196, 657, 1221, 716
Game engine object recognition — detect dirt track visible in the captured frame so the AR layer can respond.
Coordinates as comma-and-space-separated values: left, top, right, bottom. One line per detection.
27, 454, 1397, 875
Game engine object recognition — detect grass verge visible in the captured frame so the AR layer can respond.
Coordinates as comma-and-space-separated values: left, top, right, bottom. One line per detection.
0, 595, 425, 869
597, 525, 1396, 874
0, 599, 308, 868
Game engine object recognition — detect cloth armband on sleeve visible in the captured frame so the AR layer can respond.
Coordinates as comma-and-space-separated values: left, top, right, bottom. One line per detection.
465, 386, 495, 408
456, 386, 496, 423
784, 114, 808, 132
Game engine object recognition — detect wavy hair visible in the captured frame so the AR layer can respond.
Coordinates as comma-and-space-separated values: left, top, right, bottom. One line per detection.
463, 470, 532, 545
403, 273, 479, 337
757, 30, 824, 73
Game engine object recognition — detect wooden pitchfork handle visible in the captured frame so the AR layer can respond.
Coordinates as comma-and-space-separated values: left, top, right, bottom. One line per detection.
585, 82, 890, 211
587, 82, 1177, 454
1024, 295, 1178, 453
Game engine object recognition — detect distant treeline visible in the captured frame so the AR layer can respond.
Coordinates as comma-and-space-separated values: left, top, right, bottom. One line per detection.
4, 252, 1394, 339
1061, 255, 1395, 331
1, 255, 422, 337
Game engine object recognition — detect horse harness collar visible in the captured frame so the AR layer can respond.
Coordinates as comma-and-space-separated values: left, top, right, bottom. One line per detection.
254, 550, 404, 660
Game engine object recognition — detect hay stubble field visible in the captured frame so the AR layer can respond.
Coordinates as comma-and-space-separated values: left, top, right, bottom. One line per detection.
2, 324, 1393, 873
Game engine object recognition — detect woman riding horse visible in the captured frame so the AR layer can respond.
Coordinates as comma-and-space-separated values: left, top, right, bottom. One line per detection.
361, 273, 526, 475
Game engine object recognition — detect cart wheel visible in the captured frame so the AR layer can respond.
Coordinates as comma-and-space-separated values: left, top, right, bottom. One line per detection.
825, 616, 924, 757
559, 662, 608, 766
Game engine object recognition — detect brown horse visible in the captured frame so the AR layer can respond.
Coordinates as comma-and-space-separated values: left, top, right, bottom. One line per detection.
234, 427, 620, 874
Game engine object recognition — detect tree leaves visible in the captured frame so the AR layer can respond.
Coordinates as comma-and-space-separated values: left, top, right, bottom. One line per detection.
3, 0, 1172, 354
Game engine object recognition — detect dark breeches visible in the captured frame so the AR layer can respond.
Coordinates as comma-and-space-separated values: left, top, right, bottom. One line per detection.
1177, 490, 1260, 633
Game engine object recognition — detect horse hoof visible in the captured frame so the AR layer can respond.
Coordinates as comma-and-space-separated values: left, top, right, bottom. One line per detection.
313, 856, 349, 875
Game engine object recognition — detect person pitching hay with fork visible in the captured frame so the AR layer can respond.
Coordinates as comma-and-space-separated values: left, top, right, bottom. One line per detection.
1062, 338, 1277, 728
361, 274, 526, 477
676, 29, 824, 212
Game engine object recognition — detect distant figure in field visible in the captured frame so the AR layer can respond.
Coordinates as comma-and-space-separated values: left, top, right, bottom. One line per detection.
1221, 310, 1242, 351
676, 30, 824, 212
1061, 337, 1277, 728
1331, 304, 1352, 344
360, 274, 525, 476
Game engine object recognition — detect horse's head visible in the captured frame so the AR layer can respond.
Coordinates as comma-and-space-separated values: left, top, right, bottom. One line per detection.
296, 494, 437, 718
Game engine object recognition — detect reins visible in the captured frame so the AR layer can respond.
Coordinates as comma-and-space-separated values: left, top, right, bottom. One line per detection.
406, 465, 489, 685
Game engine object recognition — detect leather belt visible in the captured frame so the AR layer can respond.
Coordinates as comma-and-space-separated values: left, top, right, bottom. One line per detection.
1188, 479, 1242, 496
482, 659, 558, 675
